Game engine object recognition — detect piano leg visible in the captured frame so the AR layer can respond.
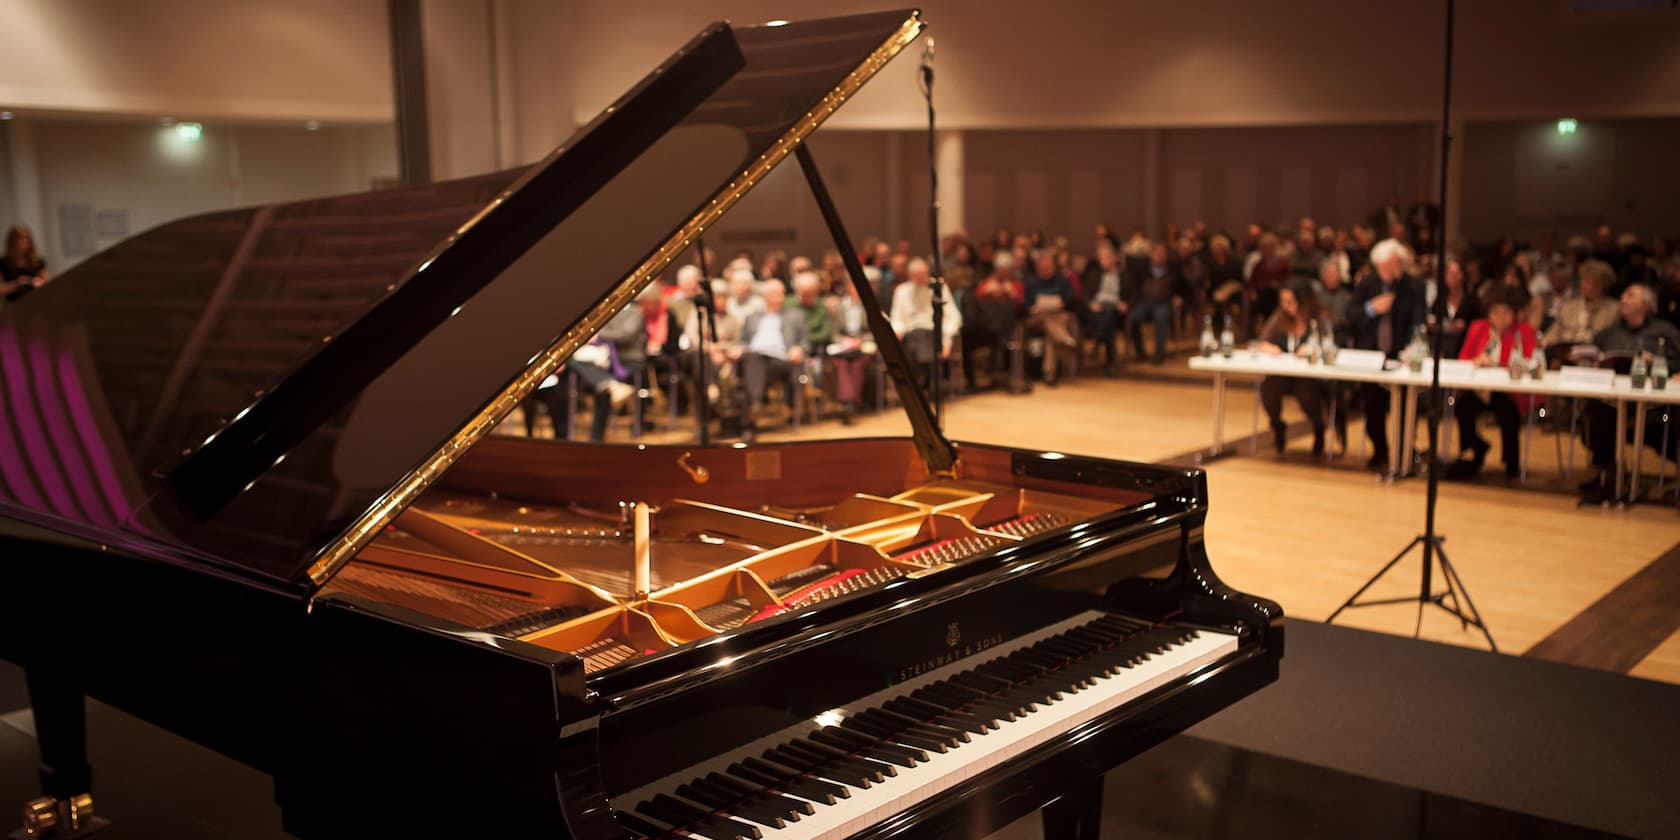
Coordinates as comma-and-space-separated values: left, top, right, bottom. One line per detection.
1040, 778, 1103, 840
12, 668, 106, 838
26, 668, 90, 801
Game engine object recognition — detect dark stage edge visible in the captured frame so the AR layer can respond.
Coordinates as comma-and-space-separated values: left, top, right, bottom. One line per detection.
1, 620, 1672, 839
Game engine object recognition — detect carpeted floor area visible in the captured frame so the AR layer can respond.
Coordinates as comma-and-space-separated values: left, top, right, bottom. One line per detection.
1190, 620, 1680, 839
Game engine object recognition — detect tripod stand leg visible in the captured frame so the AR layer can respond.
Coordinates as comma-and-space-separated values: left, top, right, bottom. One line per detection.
1435, 540, 1467, 630
1436, 550, 1497, 652
1327, 536, 1426, 623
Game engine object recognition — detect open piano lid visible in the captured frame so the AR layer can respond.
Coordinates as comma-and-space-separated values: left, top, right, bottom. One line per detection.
0, 10, 925, 594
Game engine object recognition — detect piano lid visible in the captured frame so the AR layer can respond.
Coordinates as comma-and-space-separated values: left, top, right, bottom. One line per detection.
0, 10, 925, 592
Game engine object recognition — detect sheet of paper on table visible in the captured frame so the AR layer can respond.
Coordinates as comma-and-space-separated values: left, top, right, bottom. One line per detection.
1559, 366, 1616, 388
1334, 349, 1387, 371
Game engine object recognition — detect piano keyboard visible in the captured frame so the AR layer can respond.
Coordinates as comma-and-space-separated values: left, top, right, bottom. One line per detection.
614, 611, 1237, 839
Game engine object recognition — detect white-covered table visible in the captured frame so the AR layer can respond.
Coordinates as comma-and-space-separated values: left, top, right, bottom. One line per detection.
1189, 352, 1680, 504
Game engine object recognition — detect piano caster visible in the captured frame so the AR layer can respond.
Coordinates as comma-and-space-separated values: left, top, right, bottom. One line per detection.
12, 794, 108, 839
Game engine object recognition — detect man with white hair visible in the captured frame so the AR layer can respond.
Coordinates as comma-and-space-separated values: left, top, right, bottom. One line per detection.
725, 267, 764, 323
1346, 238, 1427, 470
1578, 283, 1680, 501
890, 257, 962, 387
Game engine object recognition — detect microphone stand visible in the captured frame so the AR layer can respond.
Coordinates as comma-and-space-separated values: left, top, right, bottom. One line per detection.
1327, 0, 1494, 652
693, 238, 718, 445
919, 39, 945, 428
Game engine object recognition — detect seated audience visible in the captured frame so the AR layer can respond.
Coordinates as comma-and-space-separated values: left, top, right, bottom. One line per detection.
1450, 288, 1536, 480
544, 306, 642, 442
734, 282, 808, 434
1430, 257, 1479, 359
964, 252, 1025, 388
788, 271, 834, 355
1578, 283, 1680, 501
1125, 242, 1180, 365
1081, 246, 1126, 375
1544, 259, 1620, 347
829, 276, 876, 423
0, 225, 48, 304
1246, 233, 1292, 324
1316, 258, 1356, 346
1022, 253, 1079, 384
1255, 285, 1327, 455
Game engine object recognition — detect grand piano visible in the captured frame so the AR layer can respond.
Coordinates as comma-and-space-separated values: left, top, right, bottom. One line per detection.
0, 9, 1280, 839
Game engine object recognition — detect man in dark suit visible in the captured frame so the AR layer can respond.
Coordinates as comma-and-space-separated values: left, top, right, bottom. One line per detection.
1346, 238, 1426, 471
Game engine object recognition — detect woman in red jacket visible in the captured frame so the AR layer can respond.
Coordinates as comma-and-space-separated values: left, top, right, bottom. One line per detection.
1448, 287, 1536, 479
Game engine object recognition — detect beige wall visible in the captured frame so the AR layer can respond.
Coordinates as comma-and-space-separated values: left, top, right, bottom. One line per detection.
0, 0, 393, 123
563, 0, 1680, 130
27, 120, 396, 270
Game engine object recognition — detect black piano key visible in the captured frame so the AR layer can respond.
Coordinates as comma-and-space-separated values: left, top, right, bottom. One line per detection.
656, 794, 762, 840
679, 784, 786, 831
790, 735, 895, 778
766, 746, 871, 789
979, 659, 1042, 681
1011, 648, 1068, 670
951, 670, 1014, 691
785, 775, 849, 804
909, 719, 973, 744
883, 697, 994, 734
704, 773, 814, 818
878, 727, 951, 754
1094, 614, 1150, 633
761, 745, 820, 774
1038, 640, 1092, 662
838, 714, 897, 740
618, 809, 679, 839
958, 690, 1035, 717
676, 781, 732, 810
636, 798, 710, 838
811, 726, 924, 767
787, 738, 894, 781
948, 673, 1013, 697
738, 758, 848, 803
868, 704, 968, 737
864, 709, 969, 746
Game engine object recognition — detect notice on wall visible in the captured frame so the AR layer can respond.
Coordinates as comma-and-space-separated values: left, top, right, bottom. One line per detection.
58, 203, 97, 257
94, 209, 130, 239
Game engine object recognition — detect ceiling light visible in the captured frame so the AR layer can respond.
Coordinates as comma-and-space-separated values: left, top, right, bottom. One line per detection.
175, 122, 203, 141
304, 120, 321, 131
0, 112, 13, 121
1556, 118, 1578, 135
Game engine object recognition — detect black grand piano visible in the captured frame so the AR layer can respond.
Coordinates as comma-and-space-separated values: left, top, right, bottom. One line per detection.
0, 10, 1280, 839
